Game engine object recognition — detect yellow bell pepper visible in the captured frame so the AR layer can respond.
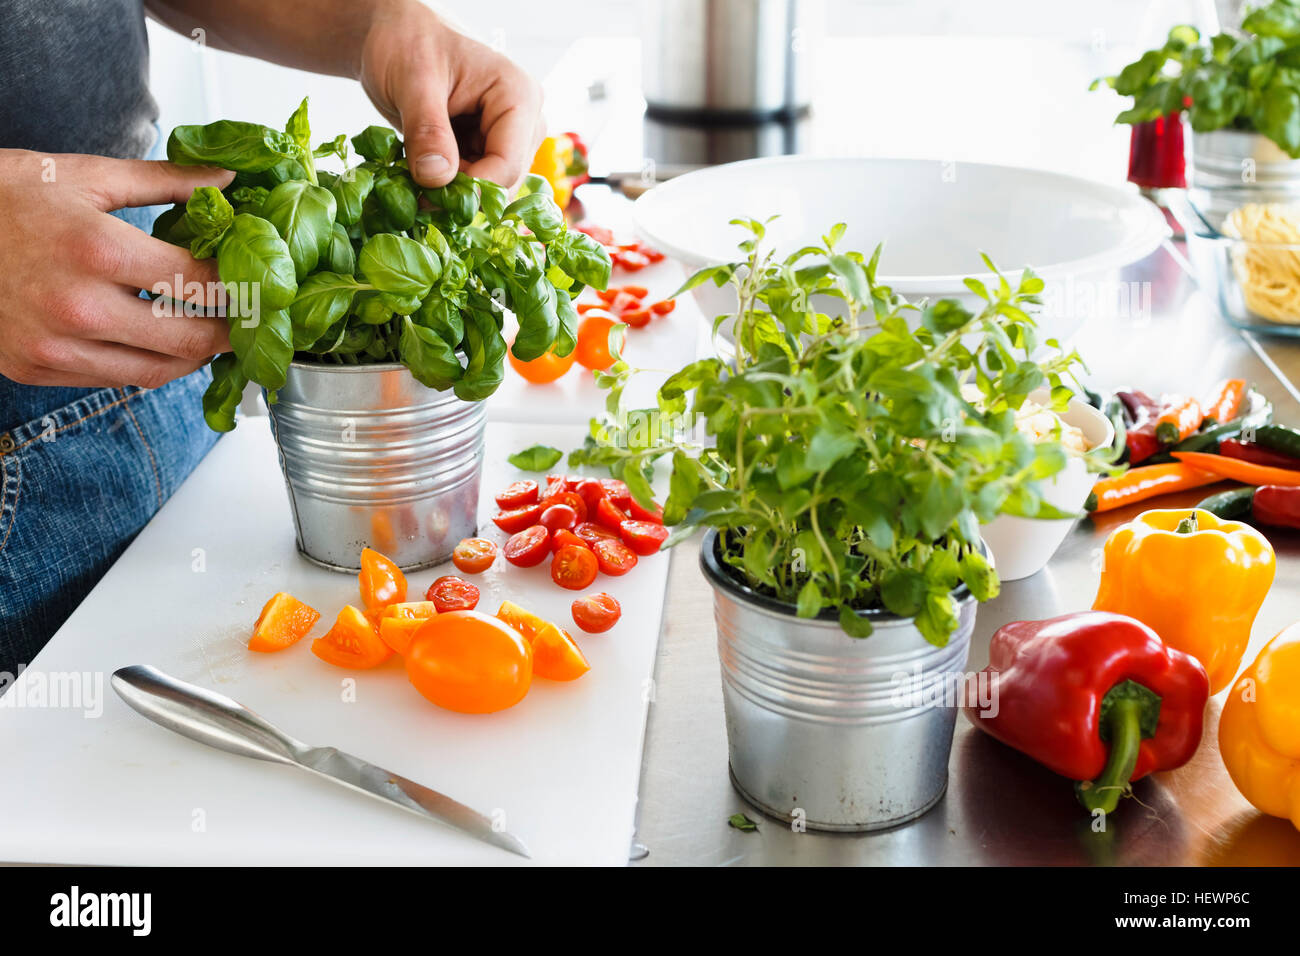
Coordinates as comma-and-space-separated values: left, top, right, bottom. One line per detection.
1093, 508, 1275, 693
1219, 621, 1300, 829
529, 132, 588, 210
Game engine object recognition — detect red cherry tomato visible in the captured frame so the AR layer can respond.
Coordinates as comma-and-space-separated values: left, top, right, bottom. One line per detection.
592, 537, 638, 576
551, 545, 599, 590
620, 285, 649, 298
649, 299, 676, 315
452, 537, 497, 573
595, 497, 630, 532
621, 308, 651, 328
552, 528, 589, 553
539, 503, 579, 533
619, 520, 669, 556
611, 291, 642, 314
628, 497, 664, 524
573, 478, 606, 513
493, 503, 543, 534
494, 480, 539, 509
571, 592, 622, 633
425, 575, 480, 612
595, 287, 620, 304
504, 525, 551, 567
542, 475, 567, 500
615, 250, 649, 271
575, 522, 620, 548
540, 490, 588, 523
599, 479, 631, 507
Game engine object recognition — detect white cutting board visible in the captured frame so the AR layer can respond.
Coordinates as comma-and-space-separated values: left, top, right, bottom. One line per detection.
0, 419, 669, 865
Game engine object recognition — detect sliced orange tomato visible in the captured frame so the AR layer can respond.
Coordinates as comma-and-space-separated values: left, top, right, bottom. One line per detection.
531, 621, 591, 681
377, 601, 438, 655
508, 344, 576, 384
359, 547, 407, 610
496, 600, 550, 645
248, 592, 321, 653
406, 610, 533, 713
452, 537, 497, 573
312, 604, 394, 669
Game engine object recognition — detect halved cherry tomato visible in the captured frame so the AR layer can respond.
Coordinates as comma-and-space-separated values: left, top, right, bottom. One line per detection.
496, 600, 549, 645
573, 478, 607, 513
494, 480, 539, 509
452, 537, 497, 573
426, 575, 480, 612
540, 503, 579, 533
599, 478, 631, 507
575, 521, 620, 548
504, 525, 551, 567
595, 496, 630, 531
611, 291, 642, 314
540, 489, 588, 522
576, 302, 602, 314
406, 610, 532, 714
551, 544, 599, 590
359, 547, 407, 610
620, 284, 649, 298
572, 592, 622, 633
542, 475, 567, 500
649, 299, 676, 315
595, 287, 620, 304
312, 604, 394, 669
620, 519, 669, 555
621, 308, 651, 328
377, 601, 438, 655
574, 314, 623, 371
531, 622, 590, 681
552, 528, 589, 553
248, 592, 321, 653
615, 250, 649, 271
592, 537, 638, 575
508, 344, 576, 384
492, 502, 543, 534
628, 497, 664, 523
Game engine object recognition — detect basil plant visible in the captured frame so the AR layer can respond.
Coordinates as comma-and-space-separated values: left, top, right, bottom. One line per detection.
571, 219, 1102, 645
154, 98, 611, 431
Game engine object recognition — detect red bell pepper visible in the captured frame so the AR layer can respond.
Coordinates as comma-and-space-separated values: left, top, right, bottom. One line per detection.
963, 611, 1209, 815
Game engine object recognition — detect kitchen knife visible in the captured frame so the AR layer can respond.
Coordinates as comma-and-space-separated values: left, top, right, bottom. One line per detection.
110, 664, 530, 859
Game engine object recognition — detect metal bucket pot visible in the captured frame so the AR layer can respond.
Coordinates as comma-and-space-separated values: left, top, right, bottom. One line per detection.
1190, 129, 1300, 219
266, 362, 486, 572
701, 529, 977, 831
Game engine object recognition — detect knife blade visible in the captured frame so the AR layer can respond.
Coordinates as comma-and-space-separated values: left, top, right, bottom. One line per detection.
111, 664, 530, 859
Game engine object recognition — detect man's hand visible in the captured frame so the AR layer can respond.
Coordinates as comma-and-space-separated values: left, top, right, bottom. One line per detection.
0, 149, 233, 389
359, 2, 545, 189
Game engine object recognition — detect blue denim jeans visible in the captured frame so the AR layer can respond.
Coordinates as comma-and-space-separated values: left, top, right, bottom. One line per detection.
0, 194, 221, 674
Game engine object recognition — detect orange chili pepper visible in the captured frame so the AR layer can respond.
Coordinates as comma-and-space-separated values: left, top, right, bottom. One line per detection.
1202, 378, 1247, 425
1172, 451, 1300, 487
1155, 396, 1203, 445
1086, 462, 1222, 513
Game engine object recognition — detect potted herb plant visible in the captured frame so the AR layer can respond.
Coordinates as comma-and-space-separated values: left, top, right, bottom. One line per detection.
571, 220, 1086, 830
155, 99, 610, 571
1097, 2, 1300, 191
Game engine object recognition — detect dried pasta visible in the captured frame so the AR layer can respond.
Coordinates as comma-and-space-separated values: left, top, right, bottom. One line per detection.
1223, 202, 1300, 324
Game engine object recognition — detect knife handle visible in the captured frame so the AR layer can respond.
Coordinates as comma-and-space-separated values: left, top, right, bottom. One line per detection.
112, 665, 303, 766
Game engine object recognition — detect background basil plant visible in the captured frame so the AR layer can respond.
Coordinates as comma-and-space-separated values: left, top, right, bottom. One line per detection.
571, 219, 1111, 645
1095, 0, 1300, 156
155, 98, 611, 431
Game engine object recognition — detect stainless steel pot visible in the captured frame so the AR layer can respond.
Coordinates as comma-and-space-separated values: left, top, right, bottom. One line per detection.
1190, 129, 1300, 219
265, 362, 486, 573
701, 529, 977, 831
642, 0, 812, 119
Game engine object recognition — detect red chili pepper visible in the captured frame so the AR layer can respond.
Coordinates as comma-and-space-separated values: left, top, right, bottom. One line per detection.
1117, 389, 1163, 464
1219, 438, 1300, 471
963, 611, 1209, 815
1252, 485, 1300, 529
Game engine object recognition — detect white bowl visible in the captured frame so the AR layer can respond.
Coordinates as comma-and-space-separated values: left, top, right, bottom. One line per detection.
978, 389, 1114, 582
633, 156, 1168, 338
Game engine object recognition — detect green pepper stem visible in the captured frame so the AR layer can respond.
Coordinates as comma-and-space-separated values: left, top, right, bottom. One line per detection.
1175, 512, 1198, 534
1076, 697, 1144, 815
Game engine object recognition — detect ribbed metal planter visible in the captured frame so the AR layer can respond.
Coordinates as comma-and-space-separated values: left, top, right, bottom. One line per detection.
1190, 129, 1300, 219
266, 362, 486, 573
701, 529, 977, 831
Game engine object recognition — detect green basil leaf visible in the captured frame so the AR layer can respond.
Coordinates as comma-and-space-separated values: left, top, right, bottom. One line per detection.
548, 229, 612, 289
228, 307, 293, 390
507, 445, 564, 471
358, 233, 442, 298
261, 181, 336, 280
185, 186, 234, 259
202, 353, 247, 432
501, 191, 564, 242
289, 272, 359, 350
327, 165, 374, 226
350, 125, 400, 164
323, 221, 356, 274
168, 120, 300, 173
373, 167, 418, 231
454, 299, 507, 402
216, 214, 298, 312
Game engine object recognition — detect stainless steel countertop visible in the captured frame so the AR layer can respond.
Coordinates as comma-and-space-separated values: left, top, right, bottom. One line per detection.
631, 241, 1300, 866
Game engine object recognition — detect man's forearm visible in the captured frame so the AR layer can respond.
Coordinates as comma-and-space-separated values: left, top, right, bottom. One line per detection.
144, 0, 413, 79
